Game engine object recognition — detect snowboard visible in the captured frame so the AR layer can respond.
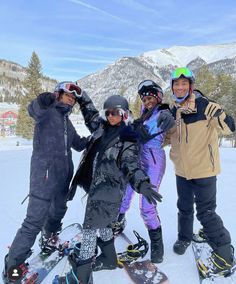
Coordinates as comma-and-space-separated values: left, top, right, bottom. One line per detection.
192, 233, 236, 284
11, 223, 83, 284
116, 231, 169, 284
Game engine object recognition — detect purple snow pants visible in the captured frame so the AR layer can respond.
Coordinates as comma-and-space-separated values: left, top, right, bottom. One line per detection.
120, 147, 166, 230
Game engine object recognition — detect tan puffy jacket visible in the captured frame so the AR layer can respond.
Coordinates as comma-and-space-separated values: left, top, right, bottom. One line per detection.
166, 94, 235, 180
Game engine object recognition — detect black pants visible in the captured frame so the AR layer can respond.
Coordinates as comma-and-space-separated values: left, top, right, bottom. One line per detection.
7, 187, 68, 268
176, 175, 231, 250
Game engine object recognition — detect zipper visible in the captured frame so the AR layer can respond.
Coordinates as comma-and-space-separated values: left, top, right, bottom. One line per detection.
149, 148, 157, 164
208, 144, 215, 171
64, 115, 68, 156
185, 124, 188, 143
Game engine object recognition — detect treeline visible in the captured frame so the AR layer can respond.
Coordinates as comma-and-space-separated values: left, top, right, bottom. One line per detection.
15, 52, 236, 146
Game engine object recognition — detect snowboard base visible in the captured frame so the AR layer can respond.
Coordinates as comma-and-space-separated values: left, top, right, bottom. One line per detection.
123, 260, 169, 284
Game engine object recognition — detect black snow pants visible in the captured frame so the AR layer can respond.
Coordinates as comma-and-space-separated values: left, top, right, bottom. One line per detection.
176, 175, 231, 251
7, 183, 69, 268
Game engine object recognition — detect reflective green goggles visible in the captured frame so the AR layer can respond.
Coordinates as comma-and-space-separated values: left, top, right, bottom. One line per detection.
171, 67, 195, 82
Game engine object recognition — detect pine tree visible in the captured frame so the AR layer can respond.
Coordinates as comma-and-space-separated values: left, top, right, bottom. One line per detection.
195, 66, 216, 98
130, 95, 142, 119
16, 52, 43, 139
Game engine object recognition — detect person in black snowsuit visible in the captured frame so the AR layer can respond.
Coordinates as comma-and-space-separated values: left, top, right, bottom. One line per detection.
3, 82, 88, 284
56, 93, 162, 284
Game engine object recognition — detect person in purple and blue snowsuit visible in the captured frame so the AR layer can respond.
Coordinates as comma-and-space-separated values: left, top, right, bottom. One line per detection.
116, 80, 173, 264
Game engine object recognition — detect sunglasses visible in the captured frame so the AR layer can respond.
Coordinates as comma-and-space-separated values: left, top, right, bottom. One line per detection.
57, 82, 81, 97
105, 109, 123, 117
171, 67, 194, 80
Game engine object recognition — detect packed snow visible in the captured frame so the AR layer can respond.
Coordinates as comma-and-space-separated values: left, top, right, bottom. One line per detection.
0, 124, 235, 283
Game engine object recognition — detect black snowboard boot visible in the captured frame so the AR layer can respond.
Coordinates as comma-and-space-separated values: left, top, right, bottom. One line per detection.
206, 244, 234, 275
92, 238, 118, 271
148, 227, 164, 263
39, 231, 59, 255
54, 243, 93, 284
173, 239, 191, 255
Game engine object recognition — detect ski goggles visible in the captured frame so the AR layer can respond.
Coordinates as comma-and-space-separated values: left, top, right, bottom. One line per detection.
171, 67, 195, 82
104, 108, 125, 117
138, 80, 163, 101
55, 81, 81, 97
138, 80, 163, 94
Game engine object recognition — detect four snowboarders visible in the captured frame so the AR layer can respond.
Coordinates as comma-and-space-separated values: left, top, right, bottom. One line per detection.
3, 67, 236, 283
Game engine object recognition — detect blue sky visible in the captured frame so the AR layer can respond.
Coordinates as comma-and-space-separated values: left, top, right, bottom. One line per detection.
1, 0, 236, 82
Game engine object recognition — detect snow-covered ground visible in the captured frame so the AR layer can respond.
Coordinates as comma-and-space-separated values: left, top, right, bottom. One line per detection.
0, 125, 235, 283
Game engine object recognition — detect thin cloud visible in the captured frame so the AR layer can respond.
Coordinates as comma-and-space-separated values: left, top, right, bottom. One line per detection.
53, 56, 113, 64
68, 0, 133, 24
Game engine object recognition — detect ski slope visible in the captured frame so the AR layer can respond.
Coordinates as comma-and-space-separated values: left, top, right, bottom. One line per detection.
0, 127, 236, 283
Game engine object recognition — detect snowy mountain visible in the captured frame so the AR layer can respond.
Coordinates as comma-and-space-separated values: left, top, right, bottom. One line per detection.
0, 59, 57, 103
0, 125, 235, 284
77, 42, 236, 109
1, 42, 236, 108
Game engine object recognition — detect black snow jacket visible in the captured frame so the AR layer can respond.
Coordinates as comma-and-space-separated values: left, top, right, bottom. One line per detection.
28, 96, 88, 200
69, 92, 150, 229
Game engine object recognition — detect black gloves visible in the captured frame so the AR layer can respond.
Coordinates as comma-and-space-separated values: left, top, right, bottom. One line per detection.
138, 181, 162, 205
205, 101, 224, 117
157, 110, 175, 132
37, 92, 56, 109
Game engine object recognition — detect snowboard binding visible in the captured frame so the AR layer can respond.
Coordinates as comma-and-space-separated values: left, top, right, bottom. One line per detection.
117, 230, 149, 265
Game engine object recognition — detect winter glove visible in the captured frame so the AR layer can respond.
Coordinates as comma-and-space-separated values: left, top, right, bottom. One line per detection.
205, 101, 224, 118
37, 92, 56, 109
157, 110, 175, 132
138, 181, 162, 205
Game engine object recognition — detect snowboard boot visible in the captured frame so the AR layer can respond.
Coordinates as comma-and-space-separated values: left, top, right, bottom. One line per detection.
173, 239, 191, 255
92, 238, 118, 271
198, 244, 235, 277
2, 254, 29, 284
111, 213, 126, 236
54, 242, 93, 284
39, 230, 59, 255
148, 227, 164, 263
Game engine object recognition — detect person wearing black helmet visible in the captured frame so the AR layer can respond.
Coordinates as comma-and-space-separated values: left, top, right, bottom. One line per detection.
56, 92, 162, 284
3, 82, 89, 284
157, 67, 235, 277
114, 80, 173, 264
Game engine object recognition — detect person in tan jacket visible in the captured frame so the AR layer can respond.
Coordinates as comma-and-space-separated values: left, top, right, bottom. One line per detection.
157, 67, 235, 277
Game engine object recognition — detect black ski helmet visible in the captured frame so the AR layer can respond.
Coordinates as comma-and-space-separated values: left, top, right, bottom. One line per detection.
103, 95, 129, 111
138, 80, 163, 103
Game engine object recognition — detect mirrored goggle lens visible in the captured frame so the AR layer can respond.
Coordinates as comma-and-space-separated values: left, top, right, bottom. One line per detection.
171, 67, 193, 80
105, 109, 122, 117
138, 80, 155, 92
64, 83, 81, 96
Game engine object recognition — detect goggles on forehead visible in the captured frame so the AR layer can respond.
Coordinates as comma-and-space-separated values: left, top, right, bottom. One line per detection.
55, 81, 81, 97
138, 80, 163, 103
138, 80, 163, 94
171, 67, 195, 82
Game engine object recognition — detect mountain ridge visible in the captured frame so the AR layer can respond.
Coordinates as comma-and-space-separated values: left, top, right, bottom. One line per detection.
1, 42, 236, 108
